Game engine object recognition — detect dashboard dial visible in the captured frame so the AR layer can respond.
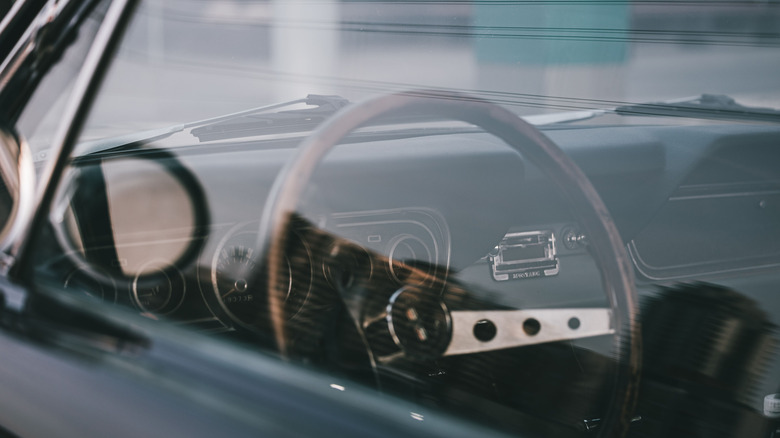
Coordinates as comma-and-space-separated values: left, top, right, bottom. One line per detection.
215, 244, 261, 306
210, 224, 312, 328
323, 241, 373, 291
132, 262, 185, 314
387, 234, 435, 285
64, 266, 117, 302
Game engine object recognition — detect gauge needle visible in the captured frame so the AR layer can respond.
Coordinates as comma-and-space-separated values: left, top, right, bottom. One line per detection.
222, 287, 237, 298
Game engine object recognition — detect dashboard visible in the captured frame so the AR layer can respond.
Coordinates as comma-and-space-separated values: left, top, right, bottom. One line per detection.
32, 120, 780, 432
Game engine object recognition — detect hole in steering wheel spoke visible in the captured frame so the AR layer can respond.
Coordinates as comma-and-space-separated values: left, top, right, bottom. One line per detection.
473, 319, 497, 342
522, 318, 541, 336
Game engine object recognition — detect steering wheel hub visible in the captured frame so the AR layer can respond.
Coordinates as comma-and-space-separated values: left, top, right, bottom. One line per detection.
386, 286, 452, 360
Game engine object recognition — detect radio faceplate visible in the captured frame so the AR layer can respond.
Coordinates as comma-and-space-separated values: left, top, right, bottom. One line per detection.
490, 230, 558, 281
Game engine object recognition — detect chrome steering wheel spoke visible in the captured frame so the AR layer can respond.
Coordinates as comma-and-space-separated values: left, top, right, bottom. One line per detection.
445, 308, 613, 356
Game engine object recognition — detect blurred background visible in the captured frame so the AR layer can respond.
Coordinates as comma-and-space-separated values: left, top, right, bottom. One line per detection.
61, 0, 780, 140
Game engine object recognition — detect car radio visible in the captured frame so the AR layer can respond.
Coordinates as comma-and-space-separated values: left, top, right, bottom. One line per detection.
489, 230, 559, 281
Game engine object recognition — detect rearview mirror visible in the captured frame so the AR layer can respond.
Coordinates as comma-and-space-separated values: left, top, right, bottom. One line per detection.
49, 149, 209, 301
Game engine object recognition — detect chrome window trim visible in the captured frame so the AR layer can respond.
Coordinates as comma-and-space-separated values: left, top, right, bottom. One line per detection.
7, 0, 138, 280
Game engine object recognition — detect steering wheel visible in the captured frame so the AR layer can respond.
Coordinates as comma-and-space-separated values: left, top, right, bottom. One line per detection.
257, 90, 641, 437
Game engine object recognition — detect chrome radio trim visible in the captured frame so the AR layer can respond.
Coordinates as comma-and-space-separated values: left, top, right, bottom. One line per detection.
490, 230, 558, 281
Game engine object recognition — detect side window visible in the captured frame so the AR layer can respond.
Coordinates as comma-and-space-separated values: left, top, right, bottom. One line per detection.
15, 1, 108, 170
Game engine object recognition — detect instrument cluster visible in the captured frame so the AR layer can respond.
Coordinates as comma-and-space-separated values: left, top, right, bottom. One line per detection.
200, 208, 451, 330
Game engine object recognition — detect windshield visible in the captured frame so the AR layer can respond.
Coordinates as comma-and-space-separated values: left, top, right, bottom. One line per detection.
15, 1, 780, 437
76, 0, 780, 144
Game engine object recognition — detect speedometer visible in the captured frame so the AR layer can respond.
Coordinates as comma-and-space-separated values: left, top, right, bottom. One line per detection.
210, 223, 312, 329
214, 243, 260, 306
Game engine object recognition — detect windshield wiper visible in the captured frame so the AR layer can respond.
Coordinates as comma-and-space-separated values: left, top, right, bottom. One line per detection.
189, 94, 351, 142
614, 94, 780, 123
186, 93, 470, 142
535, 94, 780, 125
79, 93, 471, 156
75, 95, 350, 157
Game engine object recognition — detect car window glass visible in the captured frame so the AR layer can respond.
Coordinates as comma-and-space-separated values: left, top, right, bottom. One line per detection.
15, 1, 109, 171
23, 1, 780, 437
75, 0, 780, 144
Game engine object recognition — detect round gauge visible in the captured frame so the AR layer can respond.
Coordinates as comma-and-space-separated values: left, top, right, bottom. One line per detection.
387, 234, 435, 284
63, 266, 117, 302
132, 261, 185, 314
322, 241, 373, 292
210, 225, 313, 328
214, 240, 261, 306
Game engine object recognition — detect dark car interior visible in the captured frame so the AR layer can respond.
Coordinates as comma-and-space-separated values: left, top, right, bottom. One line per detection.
25, 92, 780, 437
1, 0, 778, 436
